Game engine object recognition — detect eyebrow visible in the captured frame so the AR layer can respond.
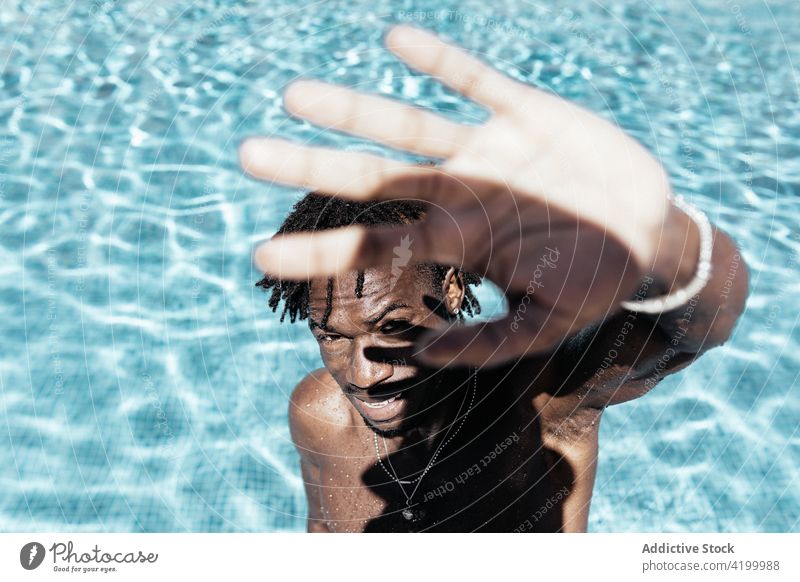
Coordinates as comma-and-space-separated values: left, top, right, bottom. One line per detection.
308, 302, 410, 332
364, 302, 410, 326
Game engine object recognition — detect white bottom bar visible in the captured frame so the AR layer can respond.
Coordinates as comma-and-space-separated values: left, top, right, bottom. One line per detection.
2, 533, 798, 581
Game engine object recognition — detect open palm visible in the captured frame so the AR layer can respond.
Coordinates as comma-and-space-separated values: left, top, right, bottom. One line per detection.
240, 25, 672, 367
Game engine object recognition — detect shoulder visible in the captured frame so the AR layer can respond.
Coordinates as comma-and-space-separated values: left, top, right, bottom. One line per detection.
288, 367, 351, 459
289, 367, 338, 413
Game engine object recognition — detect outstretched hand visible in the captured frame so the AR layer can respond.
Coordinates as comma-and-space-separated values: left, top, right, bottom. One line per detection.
240, 24, 673, 368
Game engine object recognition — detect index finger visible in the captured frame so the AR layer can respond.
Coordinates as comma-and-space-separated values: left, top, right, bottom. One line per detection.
385, 24, 527, 112
239, 137, 442, 202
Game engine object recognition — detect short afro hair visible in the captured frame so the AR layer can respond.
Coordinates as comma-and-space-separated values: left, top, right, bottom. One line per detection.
255, 191, 482, 327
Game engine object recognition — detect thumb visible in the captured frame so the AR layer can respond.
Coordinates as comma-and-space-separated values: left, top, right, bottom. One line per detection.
415, 298, 568, 368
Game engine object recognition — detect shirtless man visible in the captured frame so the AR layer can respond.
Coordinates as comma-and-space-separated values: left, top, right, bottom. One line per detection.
239, 25, 748, 532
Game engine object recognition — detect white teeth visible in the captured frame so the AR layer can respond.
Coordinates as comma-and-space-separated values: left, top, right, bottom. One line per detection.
363, 395, 397, 408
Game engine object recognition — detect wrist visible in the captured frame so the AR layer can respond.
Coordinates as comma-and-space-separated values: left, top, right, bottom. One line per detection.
622, 194, 714, 315
646, 199, 701, 295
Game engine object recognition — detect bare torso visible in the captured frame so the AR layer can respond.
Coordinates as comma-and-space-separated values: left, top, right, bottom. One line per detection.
291, 355, 607, 532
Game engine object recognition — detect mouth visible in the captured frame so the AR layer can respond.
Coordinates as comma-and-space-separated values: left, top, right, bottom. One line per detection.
361, 394, 399, 408
351, 392, 408, 423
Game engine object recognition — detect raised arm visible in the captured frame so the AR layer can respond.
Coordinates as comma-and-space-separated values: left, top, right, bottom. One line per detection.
241, 24, 747, 371
555, 207, 748, 408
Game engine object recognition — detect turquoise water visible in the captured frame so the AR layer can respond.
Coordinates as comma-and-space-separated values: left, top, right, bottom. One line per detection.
1, 0, 798, 532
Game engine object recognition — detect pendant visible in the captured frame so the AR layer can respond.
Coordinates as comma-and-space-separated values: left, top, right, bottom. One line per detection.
402, 503, 424, 522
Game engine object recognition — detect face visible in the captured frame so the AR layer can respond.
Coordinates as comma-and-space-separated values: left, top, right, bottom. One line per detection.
307, 264, 463, 436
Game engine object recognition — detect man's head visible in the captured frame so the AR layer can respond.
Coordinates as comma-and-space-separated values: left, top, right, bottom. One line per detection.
256, 191, 482, 436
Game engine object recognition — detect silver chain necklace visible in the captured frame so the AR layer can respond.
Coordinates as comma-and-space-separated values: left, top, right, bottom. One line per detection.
373, 367, 478, 522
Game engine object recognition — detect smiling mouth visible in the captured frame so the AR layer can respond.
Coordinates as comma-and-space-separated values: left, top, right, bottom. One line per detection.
361, 394, 399, 408
351, 391, 408, 423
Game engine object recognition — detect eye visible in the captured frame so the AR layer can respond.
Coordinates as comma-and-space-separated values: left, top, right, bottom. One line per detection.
380, 320, 414, 335
318, 333, 344, 343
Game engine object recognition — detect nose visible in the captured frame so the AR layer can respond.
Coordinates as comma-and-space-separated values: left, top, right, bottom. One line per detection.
345, 338, 395, 390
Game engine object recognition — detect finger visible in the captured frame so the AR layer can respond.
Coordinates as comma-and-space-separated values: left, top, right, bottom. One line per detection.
254, 221, 465, 280
283, 79, 474, 159
385, 24, 527, 112
413, 298, 575, 368
239, 137, 439, 200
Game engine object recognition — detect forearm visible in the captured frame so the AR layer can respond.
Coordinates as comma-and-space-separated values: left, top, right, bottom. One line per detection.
635, 201, 749, 354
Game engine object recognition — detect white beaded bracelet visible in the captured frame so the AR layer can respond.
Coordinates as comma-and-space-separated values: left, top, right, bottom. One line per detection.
620, 194, 714, 314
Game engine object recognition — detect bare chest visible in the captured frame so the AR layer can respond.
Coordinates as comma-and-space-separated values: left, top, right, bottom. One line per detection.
316, 400, 600, 532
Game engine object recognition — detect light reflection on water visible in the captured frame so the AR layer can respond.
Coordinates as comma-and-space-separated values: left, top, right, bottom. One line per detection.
0, 0, 797, 532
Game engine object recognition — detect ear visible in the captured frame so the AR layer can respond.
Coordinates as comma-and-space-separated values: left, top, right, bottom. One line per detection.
441, 266, 466, 316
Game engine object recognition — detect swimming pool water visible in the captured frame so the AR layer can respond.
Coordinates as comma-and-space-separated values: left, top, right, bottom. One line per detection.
1, 0, 798, 532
